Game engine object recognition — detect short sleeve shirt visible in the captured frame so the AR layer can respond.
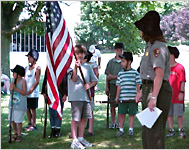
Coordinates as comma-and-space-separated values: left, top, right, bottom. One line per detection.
105, 58, 123, 84
169, 63, 186, 104
1, 74, 9, 82
89, 49, 101, 63
116, 68, 142, 101
140, 41, 170, 80
67, 63, 98, 102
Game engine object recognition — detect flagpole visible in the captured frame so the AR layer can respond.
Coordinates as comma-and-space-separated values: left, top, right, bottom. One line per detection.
73, 53, 92, 101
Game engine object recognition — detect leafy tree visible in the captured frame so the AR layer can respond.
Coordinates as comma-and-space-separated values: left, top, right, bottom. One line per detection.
75, 1, 189, 53
1, 1, 45, 75
75, 1, 157, 54
160, 7, 189, 43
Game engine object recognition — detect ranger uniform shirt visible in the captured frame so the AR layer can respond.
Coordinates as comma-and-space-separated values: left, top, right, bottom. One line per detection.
140, 41, 170, 81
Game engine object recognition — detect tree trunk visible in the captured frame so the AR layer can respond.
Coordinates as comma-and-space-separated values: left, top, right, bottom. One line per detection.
1, 34, 11, 77
1, 2, 24, 76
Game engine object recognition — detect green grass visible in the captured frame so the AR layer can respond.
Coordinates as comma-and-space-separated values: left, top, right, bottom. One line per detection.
95, 74, 106, 95
1, 75, 189, 149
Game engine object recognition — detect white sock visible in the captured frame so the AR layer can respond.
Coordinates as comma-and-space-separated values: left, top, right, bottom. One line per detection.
73, 138, 78, 142
119, 128, 124, 132
78, 137, 84, 141
178, 128, 182, 132
129, 128, 133, 131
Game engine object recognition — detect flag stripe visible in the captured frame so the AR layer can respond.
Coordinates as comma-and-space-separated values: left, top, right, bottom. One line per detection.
54, 34, 70, 71
53, 25, 68, 64
46, 33, 56, 74
46, 1, 74, 119
52, 16, 65, 54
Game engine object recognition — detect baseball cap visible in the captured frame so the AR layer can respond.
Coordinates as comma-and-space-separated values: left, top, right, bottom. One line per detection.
119, 52, 133, 62
26, 49, 39, 61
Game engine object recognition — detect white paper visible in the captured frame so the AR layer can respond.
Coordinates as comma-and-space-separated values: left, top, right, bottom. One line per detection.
136, 107, 162, 128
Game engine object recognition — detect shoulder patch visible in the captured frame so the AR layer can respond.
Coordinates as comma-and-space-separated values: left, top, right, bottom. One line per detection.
153, 48, 160, 57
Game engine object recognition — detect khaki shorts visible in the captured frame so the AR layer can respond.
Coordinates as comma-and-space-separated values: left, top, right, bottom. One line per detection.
90, 97, 95, 111
71, 101, 92, 122
8, 110, 25, 123
168, 103, 185, 116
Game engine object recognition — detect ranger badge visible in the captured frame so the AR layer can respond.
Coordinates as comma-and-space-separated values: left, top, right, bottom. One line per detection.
153, 49, 160, 57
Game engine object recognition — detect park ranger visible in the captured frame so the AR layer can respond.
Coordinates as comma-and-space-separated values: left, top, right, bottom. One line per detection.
134, 11, 172, 149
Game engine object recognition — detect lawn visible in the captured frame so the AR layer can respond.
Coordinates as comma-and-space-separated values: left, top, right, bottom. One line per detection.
1, 75, 189, 149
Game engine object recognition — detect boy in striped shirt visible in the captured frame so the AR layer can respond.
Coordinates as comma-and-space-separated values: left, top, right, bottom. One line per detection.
115, 52, 142, 137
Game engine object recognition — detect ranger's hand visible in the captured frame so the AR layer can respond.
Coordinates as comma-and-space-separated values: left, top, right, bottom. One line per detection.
148, 98, 156, 112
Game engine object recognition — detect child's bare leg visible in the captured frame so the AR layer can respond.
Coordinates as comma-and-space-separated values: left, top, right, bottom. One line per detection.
71, 120, 79, 139
17, 123, 22, 136
129, 115, 134, 128
78, 118, 87, 137
12, 121, 17, 134
118, 114, 126, 128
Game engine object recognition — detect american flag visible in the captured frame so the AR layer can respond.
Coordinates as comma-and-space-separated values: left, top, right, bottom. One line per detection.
46, 1, 73, 118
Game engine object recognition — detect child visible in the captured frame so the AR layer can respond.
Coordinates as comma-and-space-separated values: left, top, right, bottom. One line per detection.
41, 69, 68, 138
1, 70, 10, 95
84, 50, 95, 137
25, 49, 41, 131
167, 46, 186, 138
68, 45, 98, 149
105, 42, 124, 129
115, 52, 142, 137
8, 65, 27, 142
88, 45, 101, 78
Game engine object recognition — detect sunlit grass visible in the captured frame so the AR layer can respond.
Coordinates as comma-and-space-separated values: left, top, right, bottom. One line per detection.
1, 74, 189, 149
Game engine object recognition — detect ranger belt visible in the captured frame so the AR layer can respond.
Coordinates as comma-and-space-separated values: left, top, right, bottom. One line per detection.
142, 79, 167, 84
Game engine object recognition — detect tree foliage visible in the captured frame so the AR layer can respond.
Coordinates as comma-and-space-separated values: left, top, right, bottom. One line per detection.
75, 1, 157, 54
1, 1, 46, 75
75, 1, 189, 53
160, 7, 189, 43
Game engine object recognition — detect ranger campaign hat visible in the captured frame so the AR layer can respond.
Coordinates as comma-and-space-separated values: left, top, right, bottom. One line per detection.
168, 46, 180, 58
119, 52, 133, 62
11, 65, 25, 77
134, 10, 163, 37
114, 42, 125, 50
26, 49, 39, 61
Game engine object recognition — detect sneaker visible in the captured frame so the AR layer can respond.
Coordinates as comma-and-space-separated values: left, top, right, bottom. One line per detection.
109, 123, 115, 129
116, 130, 124, 137
178, 128, 186, 138
166, 128, 175, 137
70, 139, 86, 149
127, 130, 133, 136
78, 138, 93, 148
26, 125, 37, 132
115, 122, 120, 129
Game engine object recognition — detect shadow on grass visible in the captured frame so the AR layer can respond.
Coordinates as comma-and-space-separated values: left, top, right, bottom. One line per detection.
1, 95, 189, 149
